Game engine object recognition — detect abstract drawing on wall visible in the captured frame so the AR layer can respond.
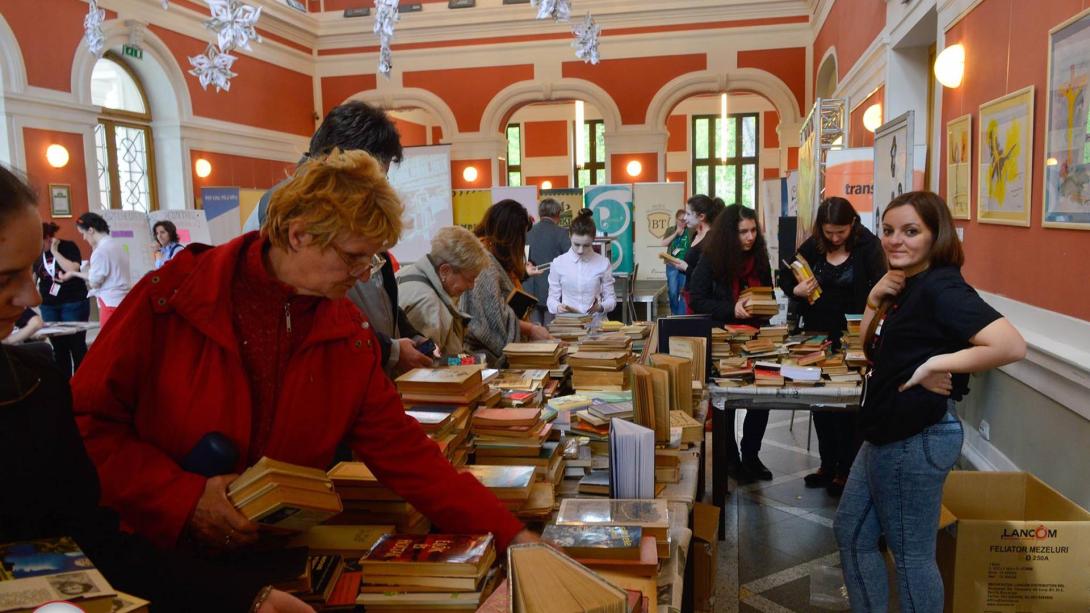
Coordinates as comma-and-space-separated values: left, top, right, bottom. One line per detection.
978, 87, 1034, 227
946, 114, 972, 220
1044, 8, 1090, 229
873, 111, 914, 233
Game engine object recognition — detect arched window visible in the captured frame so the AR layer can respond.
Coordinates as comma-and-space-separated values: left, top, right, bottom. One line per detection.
91, 54, 157, 212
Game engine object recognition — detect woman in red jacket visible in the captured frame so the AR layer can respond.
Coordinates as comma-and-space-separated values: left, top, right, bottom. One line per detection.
72, 149, 533, 555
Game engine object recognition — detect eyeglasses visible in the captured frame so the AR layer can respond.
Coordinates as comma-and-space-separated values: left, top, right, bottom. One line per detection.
332, 244, 385, 278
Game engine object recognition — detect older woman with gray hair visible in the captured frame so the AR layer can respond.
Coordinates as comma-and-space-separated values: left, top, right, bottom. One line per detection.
397, 226, 490, 356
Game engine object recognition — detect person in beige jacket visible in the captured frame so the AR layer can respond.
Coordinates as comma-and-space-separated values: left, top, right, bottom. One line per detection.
397, 226, 490, 356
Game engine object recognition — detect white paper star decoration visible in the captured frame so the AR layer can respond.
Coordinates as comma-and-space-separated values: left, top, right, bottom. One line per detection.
205, 0, 262, 53
572, 12, 601, 65
531, 0, 571, 22
374, 0, 399, 78
84, 0, 107, 58
161, 0, 170, 9
188, 44, 238, 92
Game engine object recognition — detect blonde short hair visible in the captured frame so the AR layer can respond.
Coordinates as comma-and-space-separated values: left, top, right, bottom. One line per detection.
264, 148, 403, 250
431, 226, 489, 276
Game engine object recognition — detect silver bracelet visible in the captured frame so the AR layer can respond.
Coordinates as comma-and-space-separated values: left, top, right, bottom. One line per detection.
250, 585, 274, 613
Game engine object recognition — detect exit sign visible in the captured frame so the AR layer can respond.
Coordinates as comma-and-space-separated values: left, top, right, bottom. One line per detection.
122, 44, 143, 60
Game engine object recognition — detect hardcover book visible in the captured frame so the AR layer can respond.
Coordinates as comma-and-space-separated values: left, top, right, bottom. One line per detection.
540, 525, 643, 560
360, 534, 495, 578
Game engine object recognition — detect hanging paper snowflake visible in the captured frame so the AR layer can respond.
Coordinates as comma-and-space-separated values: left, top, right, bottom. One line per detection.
373, 0, 399, 78
572, 12, 601, 65
162, 0, 171, 9
188, 44, 238, 92
84, 0, 107, 58
205, 0, 262, 53
531, 0, 571, 22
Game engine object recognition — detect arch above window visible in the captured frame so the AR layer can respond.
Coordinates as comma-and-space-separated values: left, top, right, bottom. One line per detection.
91, 57, 147, 115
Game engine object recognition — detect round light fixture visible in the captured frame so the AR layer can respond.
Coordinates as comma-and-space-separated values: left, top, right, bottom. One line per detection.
46, 144, 69, 168
194, 158, 212, 178
626, 160, 642, 178
934, 43, 965, 88
862, 103, 883, 133
540, 180, 553, 190
462, 165, 478, 182
1046, 157, 1059, 166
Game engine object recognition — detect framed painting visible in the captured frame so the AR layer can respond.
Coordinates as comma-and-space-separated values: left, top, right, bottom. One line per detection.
49, 184, 72, 218
946, 114, 972, 220
978, 87, 1034, 226
1043, 8, 1090, 229
873, 111, 914, 232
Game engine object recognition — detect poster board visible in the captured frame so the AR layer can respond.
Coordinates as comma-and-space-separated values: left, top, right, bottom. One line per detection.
491, 186, 540, 221
946, 114, 973, 220
200, 186, 242, 246
633, 182, 686, 280
148, 209, 212, 246
452, 189, 492, 230
761, 179, 784, 266
825, 148, 876, 230
1043, 9, 1090, 229
873, 111, 914, 233
387, 144, 454, 264
796, 131, 817, 241
99, 210, 156, 281
978, 87, 1034, 227
584, 184, 634, 274
784, 170, 799, 217
540, 188, 584, 227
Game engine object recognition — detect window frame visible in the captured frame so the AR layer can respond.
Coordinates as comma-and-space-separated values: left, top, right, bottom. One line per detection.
95, 52, 158, 212
690, 112, 760, 208
574, 119, 605, 188
506, 123, 522, 187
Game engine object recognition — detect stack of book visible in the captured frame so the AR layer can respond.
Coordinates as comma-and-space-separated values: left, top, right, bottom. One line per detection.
327, 462, 428, 533
555, 498, 672, 559
227, 457, 342, 532
405, 405, 473, 466
475, 440, 565, 491
579, 333, 633, 353
357, 534, 499, 612
0, 537, 119, 613
504, 342, 565, 370
568, 351, 629, 391
739, 287, 780, 317
471, 408, 552, 454
541, 525, 659, 577
396, 365, 490, 407
621, 321, 653, 340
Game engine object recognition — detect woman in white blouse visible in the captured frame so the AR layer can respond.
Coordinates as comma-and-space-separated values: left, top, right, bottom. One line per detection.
54, 212, 131, 329
547, 209, 616, 322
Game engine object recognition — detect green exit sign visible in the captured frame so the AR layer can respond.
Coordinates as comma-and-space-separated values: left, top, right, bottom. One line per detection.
122, 44, 143, 60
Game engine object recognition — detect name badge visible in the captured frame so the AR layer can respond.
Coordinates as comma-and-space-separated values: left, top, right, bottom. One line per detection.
49, 282, 61, 296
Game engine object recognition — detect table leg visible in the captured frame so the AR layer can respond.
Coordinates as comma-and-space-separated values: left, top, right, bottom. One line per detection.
696, 400, 707, 503
711, 399, 728, 540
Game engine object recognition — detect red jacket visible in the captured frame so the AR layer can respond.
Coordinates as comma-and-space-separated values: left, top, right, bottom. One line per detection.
72, 233, 524, 551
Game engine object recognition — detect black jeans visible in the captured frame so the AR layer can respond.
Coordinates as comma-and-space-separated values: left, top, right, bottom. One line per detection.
40, 300, 89, 379
813, 411, 860, 477
724, 408, 770, 463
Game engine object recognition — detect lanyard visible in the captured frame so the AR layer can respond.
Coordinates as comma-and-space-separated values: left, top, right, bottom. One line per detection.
42, 252, 56, 279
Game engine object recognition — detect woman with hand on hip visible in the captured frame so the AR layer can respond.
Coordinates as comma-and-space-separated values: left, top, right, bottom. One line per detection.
834, 191, 1025, 613
547, 209, 616, 325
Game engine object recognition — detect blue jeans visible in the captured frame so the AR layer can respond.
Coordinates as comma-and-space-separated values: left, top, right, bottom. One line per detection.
835, 407, 963, 613
39, 300, 90, 379
666, 266, 687, 315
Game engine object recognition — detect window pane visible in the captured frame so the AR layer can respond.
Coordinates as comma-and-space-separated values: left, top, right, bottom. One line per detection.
578, 169, 591, 188
742, 116, 757, 157
742, 164, 756, 208
726, 118, 737, 159
506, 125, 521, 166
594, 121, 605, 163
91, 58, 146, 114
694, 118, 709, 159
582, 123, 592, 165
113, 125, 152, 213
715, 164, 736, 204
94, 123, 111, 208
508, 172, 521, 187
694, 164, 710, 196
594, 169, 605, 186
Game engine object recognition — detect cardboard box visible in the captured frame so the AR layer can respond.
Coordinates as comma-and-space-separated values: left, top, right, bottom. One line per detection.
937, 471, 1090, 613
690, 502, 721, 612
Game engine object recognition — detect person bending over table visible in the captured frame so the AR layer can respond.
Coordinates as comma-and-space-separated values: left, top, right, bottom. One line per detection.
547, 209, 616, 325
72, 150, 537, 559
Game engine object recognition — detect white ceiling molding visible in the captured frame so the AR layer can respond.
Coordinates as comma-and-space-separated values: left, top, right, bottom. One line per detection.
478, 78, 623, 136
809, 0, 835, 44
0, 13, 28, 95
348, 87, 460, 142
645, 68, 803, 136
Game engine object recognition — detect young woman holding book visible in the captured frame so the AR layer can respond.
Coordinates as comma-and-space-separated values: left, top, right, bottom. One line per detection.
0, 165, 314, 613
659, 209, 692, 315
779, 197, 886, 495
834, 191, 1025, 612
547, 209, 616, 324
689, 204, 776, 481
671, 195, 724, 312
461, 199, 553, 365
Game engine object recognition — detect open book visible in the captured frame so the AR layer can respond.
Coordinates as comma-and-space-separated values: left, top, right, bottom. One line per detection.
507, 544, 630, 612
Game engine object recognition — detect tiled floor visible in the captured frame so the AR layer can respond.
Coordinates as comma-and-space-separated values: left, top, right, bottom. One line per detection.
708, 411, 860, 612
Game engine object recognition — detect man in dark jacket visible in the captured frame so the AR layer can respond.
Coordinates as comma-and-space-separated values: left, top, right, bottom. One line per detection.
525, 198, 570, 325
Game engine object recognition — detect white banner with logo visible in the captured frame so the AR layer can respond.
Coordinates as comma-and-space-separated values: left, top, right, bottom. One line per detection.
632, 182, 686, 280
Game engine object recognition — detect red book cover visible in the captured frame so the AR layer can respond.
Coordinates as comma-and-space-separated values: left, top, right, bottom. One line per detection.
324, 570, 361, 607
361, 534, 493, 566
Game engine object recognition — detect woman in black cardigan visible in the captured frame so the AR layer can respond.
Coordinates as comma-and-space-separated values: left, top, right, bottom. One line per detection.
779, 197, 886, 494
690, 204, 775, 481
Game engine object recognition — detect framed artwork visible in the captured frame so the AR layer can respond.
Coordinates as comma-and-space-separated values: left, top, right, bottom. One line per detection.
978, 86, 1034, 226
946, 114, 973, 220
48, 184, 72, 218
873, 111, 914, 233
1043, 7, 1090, 230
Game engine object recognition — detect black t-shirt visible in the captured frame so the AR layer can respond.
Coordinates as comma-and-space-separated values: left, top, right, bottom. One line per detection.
803, 253, 856, 337
682, 241, 704, 291
15, 308, 36, 330
34, 240, 88, 305
859, 266, 1001, 445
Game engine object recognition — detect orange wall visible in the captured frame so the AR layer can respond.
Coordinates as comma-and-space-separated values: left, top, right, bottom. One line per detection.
391, 117, 428, 147
451, 159, 492, 189
24, 128, 90, 240
190, 150, 297, 202
1, 0, 113, 92
525, 175, 570, 189
763, 111, 780, 148
666, 171, 688, 198
941, 0, 1090, 321
849, 86, 883, 148
403, 65, 535, 133
524, 121, 568, 158
610, 153, 659, 183
787, 147, 799, 171
563, 54, 708, 126
813, 0, 887, 89
737, 48, 807, 114
431, 126, 443, 144
667, 115, 688, 152
149, 26, 315, 137
320, 74, 378, 116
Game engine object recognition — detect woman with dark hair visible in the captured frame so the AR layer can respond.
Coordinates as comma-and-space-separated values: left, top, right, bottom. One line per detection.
547, 209, 616, 324
52, 212, 131, 329
779, 197, 886, 495
152, 220, 184, 270
673, 195, 724, 312
835, 191, 1025, 612
462, 199, 552, 365
0, 164, 316, 613
690, 204, 776, 481
35, 222, 89, 378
